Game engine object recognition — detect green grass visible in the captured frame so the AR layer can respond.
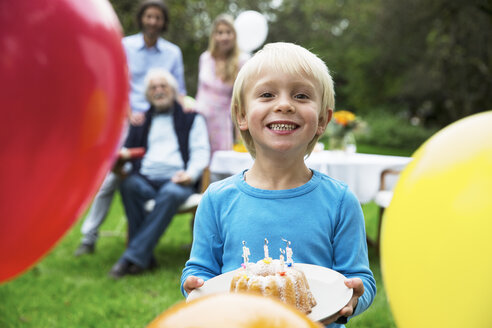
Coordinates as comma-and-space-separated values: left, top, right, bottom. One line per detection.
0, 145, 410, 328
0, 193, 194, 328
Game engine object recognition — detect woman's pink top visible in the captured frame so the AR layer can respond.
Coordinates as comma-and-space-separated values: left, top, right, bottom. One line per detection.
195, 51, 249, 154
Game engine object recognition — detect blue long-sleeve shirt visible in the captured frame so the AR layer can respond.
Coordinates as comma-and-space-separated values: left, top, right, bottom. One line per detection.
181, 170, 376, 327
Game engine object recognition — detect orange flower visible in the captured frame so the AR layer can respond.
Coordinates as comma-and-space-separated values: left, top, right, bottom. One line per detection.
333, 110, 356, 127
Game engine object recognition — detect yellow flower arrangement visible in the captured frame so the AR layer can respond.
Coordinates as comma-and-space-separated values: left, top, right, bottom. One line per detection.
323, 110, 366, 151
233, 136, 248, 152
333, 110, 356, 127
233, 142, 248, 153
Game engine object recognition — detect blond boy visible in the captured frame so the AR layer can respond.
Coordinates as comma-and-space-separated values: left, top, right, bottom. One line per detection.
181, 43, 375, 326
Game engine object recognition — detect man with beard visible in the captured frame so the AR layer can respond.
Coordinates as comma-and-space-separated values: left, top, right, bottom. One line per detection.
109, 68, 209, 278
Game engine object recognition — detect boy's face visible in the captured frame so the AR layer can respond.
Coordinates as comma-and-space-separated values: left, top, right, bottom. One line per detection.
238, 68, 328, 157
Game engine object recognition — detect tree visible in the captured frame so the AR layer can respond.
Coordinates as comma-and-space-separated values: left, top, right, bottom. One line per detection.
367, 0, 492, 125
109, 0, 492, 128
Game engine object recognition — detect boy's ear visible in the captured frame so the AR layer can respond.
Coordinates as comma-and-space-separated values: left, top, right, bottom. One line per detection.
316, 107, 333, 135
236, 106, 248, 131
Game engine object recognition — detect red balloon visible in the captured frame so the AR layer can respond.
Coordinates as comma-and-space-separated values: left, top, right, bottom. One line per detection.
0, 0, 128, 282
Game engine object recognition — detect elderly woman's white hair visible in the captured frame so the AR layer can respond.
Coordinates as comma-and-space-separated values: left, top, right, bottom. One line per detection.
144, 68, 179, 101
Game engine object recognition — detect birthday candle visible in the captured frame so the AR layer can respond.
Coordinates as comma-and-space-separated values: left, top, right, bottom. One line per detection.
284, 239, 293, 265
264, 238, 269, 258
279, 248, 285, 272
242, 241, 250, 265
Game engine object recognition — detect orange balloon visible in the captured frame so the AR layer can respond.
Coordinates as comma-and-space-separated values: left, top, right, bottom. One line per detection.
148, 293, 322, 328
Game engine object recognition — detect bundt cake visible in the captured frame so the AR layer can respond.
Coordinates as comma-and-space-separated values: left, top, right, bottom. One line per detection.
229, 258, 317, 314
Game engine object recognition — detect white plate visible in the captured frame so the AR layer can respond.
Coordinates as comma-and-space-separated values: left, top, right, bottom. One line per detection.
187, 263, 353, 322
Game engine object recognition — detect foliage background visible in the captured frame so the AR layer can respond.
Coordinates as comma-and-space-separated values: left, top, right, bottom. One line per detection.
111, 0, 492, 133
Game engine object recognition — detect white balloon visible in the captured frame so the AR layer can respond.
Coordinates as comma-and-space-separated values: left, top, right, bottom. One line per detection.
234, 11, 268, 53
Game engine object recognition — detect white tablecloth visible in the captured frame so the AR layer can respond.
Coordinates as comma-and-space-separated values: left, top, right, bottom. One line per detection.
210, 150, 412, 204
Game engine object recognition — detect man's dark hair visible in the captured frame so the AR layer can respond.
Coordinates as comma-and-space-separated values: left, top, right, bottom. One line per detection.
136, 0, 170, 33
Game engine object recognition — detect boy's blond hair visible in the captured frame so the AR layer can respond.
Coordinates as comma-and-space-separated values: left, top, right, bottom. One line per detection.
231, 42, 335, 158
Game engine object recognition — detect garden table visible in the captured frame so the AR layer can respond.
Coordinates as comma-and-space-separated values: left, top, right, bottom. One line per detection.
209, 150, 412, 204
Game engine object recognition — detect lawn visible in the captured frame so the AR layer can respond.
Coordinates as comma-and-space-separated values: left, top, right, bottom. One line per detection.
0, 146, 411, 328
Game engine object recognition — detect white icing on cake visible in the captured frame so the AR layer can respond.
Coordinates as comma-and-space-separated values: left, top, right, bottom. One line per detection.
230, 258, 317, 314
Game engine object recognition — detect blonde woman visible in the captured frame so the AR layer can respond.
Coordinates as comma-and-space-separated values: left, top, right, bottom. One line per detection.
194, 14, 250, 154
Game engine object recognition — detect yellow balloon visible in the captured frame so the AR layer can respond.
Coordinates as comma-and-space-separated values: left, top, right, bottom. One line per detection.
381, 111, 492, 328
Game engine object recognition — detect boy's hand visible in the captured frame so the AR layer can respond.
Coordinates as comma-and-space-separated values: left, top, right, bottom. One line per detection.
183, 276, 205, 295
320, 278, 364, 325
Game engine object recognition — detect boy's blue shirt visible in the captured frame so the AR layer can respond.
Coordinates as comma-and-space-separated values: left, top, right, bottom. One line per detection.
181, 169, 376, 327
